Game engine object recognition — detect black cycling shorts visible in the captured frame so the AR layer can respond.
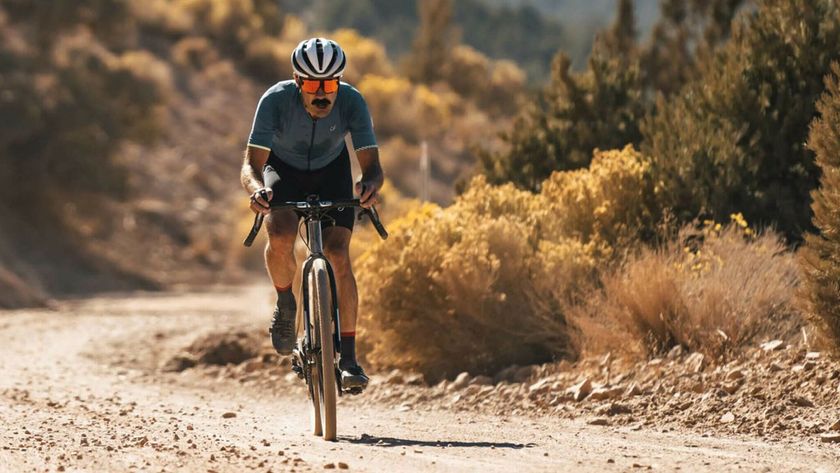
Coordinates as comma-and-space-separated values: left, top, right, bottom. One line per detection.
267, 146, 355, 231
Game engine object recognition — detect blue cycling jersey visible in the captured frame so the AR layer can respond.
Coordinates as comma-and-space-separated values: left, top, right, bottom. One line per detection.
247, 80, 377, 171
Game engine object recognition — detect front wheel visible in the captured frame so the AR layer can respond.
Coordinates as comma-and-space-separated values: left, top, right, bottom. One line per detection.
308, 258, 337, 440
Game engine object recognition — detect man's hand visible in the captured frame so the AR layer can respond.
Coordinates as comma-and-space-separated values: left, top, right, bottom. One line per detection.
355, 179, 381, 209
250, 187, 273, 215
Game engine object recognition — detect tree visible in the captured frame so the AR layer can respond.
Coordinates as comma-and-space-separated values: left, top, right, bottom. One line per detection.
642, 0, 840, 241
478, 1, 645, 191
405, 0, 454, 84
641, 0, 746, 97
799, 62, 840, 346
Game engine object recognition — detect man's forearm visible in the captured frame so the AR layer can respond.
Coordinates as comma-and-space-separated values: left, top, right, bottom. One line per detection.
241, 146, 271, 194
357, 147, 384, 185
241, 161, 263, 194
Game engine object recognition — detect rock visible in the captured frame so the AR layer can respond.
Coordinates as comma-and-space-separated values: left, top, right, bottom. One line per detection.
589, 386, 624, 401
587, 418, 610, 426
528, 379, 552, 396
688, 380, 705, 394
685, 353, 705, 373
769, 362, 784, 372
597, 403, 632, 416
405, 373, 425, 386
338, 463, 349, 470
471, 375, 493, 386
625, 383, 643, 396
722, 382, 741, 395
804, 361, 817, 370
243, 360, 264, 373
791, 396, 815, 408
648, 358, 664, 366
761, 340, 785, 352
384, 370, 404, 385
720, 412, 735, 423
667, 345, 684, 360
820, 434, 840, 443
725, 369, 744, 381
324, 463, 336, 469
221, 412, 237, 419
449, 372, 471, 391
806, 352, 821, 360
162, 354, 198, 373
567, 379, 593, 402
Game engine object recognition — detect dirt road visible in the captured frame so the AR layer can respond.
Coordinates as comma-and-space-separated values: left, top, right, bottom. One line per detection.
1, 286, 838, 472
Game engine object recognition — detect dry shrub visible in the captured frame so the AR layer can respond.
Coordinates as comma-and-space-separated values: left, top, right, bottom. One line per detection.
441, 45, 525, 116
329, 29, 393, 83
355, 147, 656, 379
172, 37, 218, 70
356, 74, 456, 142
538, 145, 657, 258
241, 35, 293, 82
572, 218, 803, 360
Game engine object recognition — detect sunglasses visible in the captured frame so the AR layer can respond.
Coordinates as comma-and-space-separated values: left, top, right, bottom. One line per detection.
298, 78, 340, 94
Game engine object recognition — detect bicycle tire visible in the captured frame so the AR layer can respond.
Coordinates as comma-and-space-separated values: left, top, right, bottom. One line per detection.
309, 258, 337, 440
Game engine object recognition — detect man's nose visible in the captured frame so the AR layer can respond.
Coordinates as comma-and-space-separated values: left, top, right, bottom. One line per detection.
315, 87, 326, 97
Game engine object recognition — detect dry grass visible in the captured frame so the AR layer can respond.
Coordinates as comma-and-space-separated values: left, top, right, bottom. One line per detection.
569, 220, 804, 360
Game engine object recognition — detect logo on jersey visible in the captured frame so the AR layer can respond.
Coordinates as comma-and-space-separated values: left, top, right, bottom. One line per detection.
330, 124, 337, 132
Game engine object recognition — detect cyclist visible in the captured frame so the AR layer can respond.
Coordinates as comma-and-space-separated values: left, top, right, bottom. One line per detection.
240, 38, 383, 392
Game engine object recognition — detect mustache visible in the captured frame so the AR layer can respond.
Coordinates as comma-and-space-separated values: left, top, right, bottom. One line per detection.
312, 98, 331, 107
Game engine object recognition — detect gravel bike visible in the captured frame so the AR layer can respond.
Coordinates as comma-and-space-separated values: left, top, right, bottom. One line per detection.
243, 164, 388, 441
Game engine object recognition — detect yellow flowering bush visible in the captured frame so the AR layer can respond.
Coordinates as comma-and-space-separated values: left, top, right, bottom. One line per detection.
357, 74, 455, 142
355, 148, 653, 379
329, 29, 393, 82
537, 145, 656, 257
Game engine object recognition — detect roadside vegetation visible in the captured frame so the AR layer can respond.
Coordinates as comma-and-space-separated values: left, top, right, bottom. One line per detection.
4, 0, 840, 388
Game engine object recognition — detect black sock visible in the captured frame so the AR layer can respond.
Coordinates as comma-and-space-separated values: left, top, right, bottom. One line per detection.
340, 333, 356, 368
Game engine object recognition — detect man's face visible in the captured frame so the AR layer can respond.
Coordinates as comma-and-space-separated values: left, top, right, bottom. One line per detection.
296, 74, 339, 119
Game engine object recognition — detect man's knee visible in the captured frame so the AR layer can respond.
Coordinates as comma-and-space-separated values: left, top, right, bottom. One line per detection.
266, 211, 297, 252
324, 231, 352, 274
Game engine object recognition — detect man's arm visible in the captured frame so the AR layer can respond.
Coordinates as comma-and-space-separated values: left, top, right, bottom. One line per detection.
355, 147, 384, 208
241, 146, 272, 214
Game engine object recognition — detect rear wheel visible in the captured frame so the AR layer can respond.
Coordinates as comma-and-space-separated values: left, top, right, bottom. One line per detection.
308, 259, 337, 440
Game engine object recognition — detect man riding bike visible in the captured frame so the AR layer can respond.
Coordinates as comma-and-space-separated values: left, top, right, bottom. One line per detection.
240, 37, 383, 392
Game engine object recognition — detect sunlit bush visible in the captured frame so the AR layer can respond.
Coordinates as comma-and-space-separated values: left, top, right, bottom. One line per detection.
357, 74, 455, 142
172, 37, 218, 70
330, 29, 393, 83
538, 145, 658, 259
355, 147, 656, 378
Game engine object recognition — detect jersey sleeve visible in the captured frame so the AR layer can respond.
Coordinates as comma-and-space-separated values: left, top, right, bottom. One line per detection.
346, 89, 377, 151
247, 91, 278, 150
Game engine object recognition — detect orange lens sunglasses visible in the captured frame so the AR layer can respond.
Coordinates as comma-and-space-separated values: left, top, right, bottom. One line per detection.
299, 78, 339, 94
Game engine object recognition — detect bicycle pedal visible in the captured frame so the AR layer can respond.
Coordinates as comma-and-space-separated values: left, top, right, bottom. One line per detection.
290, 358, 305, 379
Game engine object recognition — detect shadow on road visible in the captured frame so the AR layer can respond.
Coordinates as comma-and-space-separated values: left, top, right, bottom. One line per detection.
342, 433, 535, 449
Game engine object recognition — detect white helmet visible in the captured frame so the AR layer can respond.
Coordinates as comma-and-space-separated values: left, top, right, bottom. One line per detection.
291, 38, 346, 79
